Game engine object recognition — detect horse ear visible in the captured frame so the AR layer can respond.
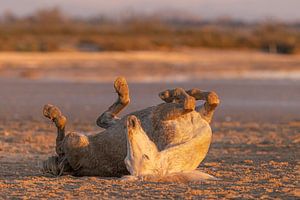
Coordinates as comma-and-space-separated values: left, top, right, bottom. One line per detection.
126, 115, 139, 129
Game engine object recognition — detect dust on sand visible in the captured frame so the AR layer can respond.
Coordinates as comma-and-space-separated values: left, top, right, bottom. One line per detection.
0, 120, 299, 199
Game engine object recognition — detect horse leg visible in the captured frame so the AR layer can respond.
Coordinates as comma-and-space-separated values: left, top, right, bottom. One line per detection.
157, 88, 196, 120
186, 89, 220, 123
96, 76, 130, 128
42, 104, 70, 175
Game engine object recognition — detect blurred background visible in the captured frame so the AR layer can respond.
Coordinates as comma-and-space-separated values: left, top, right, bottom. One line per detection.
0, 0, 299, 122
0, 0, 300, 53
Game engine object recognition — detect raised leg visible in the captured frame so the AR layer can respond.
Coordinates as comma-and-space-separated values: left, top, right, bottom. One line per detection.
160, 88, 220, 123
186, 89, 220, 123
157, 88, 196, 120
43, 104, 66, 157
42, 104, 70, 175
96, 77, 130, 129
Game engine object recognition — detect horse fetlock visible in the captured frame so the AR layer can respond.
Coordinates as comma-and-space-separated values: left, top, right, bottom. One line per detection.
114, 76, 130, 104
206, 91, 220, 108
43, 104, 66, 129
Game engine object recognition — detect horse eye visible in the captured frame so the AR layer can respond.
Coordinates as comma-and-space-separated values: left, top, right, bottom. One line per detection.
143, 154, 150, 160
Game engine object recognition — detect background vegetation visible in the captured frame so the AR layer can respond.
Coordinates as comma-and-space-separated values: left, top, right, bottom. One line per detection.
0, 8, 299, 54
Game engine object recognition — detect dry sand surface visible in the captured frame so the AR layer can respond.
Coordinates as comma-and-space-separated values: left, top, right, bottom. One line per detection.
0, 78, 299, 199
0, 49, 300, 82
0, 120, 299, 199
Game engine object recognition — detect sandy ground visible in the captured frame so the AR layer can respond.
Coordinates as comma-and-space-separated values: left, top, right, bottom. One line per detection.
0, 78, 299, 199
0, 49, 300, 82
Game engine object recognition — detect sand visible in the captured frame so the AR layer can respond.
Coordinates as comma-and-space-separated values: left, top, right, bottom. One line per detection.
0, 78, 299, 199
0, 49, 300, 82
0, 120, 299, 199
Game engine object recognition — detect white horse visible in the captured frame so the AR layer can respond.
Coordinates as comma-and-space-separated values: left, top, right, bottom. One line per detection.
42, 77, 220, 182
